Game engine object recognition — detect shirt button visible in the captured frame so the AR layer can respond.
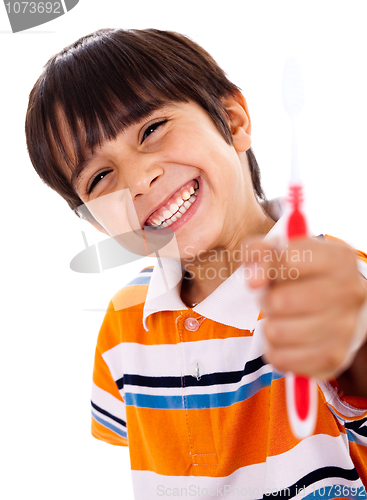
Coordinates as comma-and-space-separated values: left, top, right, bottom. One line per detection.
190, 360, 204, 380
184, 317, 200, 331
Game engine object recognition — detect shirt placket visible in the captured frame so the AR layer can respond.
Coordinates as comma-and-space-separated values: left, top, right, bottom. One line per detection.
175, 311, 219, 469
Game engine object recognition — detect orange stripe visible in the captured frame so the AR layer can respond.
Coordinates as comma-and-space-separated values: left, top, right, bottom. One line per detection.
127, 379, 348, 476
349, 443, 367, 487
349, 441, 367, 486
111, 285, 149, 312
257, 310, 265, 321
266, 378, 345, 456
356, 249, 367, 265
102, 307, 255, 346
324, 234, 347, 244
127, 391, 271, 476
127, 405, 193, 475
146, 310, 254, 344
340, 395, 367, 410
93, 349, 125, 404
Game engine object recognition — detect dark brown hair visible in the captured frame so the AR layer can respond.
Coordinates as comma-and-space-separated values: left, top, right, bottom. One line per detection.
25, 28, 266, 223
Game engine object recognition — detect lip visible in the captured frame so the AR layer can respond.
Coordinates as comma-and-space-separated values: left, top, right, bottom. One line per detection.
143, 178, 200, 227
143, 177, 202, 233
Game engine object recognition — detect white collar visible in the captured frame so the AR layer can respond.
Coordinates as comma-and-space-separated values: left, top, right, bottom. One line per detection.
143, 210, 286, 332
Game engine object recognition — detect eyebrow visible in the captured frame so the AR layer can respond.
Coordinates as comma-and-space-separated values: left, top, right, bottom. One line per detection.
71, 152, 95, 193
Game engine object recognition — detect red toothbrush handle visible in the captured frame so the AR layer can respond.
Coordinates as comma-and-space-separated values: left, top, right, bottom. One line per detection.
286, 184, 317, 439
287, 185, 307, 238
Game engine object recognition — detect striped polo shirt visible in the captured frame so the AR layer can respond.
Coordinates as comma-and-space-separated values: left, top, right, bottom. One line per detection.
91, 230, 367, 500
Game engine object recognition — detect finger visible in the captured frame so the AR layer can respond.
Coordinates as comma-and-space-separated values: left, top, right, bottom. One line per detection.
270, 238, 359, 281
263, 311, 333, 349
264, 307, 357, 350
263, 311, 357, 377
261, 275, 363, 317
244, 237, 360, 286
263, 342, 349, 379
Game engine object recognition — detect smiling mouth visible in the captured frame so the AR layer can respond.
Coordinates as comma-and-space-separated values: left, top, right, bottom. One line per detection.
145, 180, 199, 229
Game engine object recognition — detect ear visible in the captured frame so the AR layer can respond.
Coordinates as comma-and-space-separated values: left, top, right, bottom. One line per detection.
222, 92, 252, 152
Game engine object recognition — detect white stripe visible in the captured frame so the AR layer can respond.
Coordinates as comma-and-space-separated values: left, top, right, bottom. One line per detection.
357, 258, 367, 279
92, 407, 126, 433
91, 382, 126, 422
262, 432, 359, 493
130, 434, 364, 500
102, 336, 261, 381
132, 462, 267, 500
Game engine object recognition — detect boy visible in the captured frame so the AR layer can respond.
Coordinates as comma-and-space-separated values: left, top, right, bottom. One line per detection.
26, 29, 367, 499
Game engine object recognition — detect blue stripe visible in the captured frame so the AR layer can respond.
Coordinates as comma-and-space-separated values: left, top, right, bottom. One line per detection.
92, 410, 127, 439
125, 372, 279, 409
326, 405, 347, 423
346, 428, 367, 447
126, 275, 151, 286
140, 267, 154, 273
346, 429, 356, 443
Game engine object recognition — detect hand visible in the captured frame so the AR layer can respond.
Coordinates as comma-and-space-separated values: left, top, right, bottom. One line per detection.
244, 237, 367, 380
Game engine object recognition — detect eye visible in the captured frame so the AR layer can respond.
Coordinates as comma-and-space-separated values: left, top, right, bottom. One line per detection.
141, 119, 168, 143
87, 169, 113, 194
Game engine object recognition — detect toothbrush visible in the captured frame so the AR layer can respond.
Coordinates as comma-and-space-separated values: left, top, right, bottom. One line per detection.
282, 58, 318, 439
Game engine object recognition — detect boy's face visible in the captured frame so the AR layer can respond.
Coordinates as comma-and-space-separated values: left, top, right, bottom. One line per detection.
66, 97, 269, 262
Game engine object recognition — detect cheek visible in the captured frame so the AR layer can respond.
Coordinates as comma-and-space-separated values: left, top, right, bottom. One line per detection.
166, 124, 232, 168
85, 189, 139, 236
162, 129, 202, 165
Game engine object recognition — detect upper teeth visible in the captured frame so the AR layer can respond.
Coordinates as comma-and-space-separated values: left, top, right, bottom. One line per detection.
149, 184, 199, 228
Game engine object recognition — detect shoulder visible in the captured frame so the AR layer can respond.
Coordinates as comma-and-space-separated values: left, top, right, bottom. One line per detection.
109, 265, 154, 313
96, 265, 155, 353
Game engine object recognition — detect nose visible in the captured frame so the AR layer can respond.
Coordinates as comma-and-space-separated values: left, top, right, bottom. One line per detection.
125, 159, 164, 199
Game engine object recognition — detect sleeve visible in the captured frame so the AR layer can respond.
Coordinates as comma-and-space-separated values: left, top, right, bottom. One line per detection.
320, 237, 367, 421
319, 379, 367, 471
91, 302, 128, 447
356, 249, 367, 279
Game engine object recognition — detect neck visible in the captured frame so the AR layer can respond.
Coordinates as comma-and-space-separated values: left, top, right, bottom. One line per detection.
180, 208, 275, 307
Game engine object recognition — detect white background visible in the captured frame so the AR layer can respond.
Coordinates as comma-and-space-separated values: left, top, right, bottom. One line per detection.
1, 1, 367, 499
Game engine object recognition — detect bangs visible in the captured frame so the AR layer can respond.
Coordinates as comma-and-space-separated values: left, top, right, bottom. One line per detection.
40, 28, 235, 176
